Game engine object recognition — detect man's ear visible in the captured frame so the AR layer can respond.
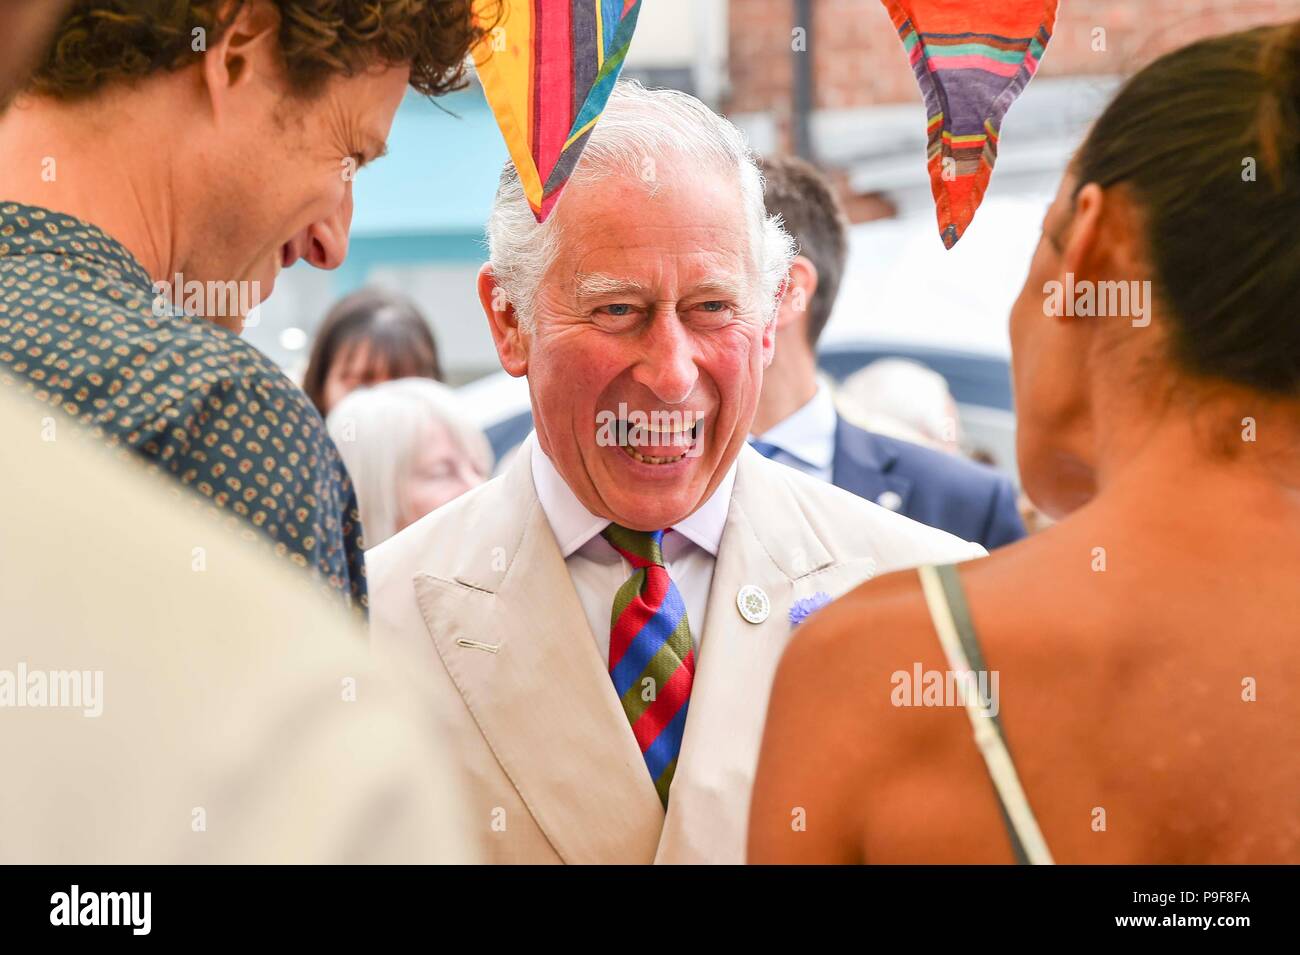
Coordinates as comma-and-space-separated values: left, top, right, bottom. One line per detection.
201, 0, 282, 118
478, 263, 529, 377
760, 313, 778, 369
775, 255, 819, 333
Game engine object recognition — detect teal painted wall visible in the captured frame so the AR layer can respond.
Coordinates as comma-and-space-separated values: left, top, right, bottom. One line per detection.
340, 87, 508, 294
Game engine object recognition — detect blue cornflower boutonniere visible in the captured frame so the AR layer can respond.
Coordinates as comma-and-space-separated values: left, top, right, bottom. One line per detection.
789, 591, 832, 627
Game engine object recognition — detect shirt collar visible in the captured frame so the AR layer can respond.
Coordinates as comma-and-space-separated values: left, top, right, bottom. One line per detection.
754, 379, 838, 471
0, 202, 155, 296
529, 432, 735, 559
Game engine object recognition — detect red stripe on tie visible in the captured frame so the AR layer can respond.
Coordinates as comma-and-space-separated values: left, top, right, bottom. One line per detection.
608, 566, 669, 672
631, 649, 695, 753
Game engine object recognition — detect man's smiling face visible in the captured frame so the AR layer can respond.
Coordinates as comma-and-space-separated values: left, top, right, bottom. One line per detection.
505, 154, 775, 531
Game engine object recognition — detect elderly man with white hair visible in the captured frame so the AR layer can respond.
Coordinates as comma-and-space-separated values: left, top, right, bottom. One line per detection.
368, 81, 985, 864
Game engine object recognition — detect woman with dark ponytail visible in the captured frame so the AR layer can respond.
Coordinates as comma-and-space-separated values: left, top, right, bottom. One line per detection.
750, 21, 1300, 864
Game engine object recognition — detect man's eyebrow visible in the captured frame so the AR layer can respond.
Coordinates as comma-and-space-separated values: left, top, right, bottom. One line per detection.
687, 279, 745, 299
573, 274, 746, 301
573, 273, 651, 299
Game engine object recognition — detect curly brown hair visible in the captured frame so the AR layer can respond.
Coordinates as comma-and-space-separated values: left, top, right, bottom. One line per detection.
26, 0, 498, 100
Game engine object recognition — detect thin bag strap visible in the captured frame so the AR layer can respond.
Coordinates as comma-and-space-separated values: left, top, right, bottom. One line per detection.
917, 564, 1055, 865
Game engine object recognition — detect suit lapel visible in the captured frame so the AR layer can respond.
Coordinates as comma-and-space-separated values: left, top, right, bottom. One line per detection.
411, 448, 664, 864
832, 414, 913, 511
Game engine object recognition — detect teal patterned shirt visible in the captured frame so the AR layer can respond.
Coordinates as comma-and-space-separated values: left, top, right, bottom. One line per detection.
0, 202, 367, 611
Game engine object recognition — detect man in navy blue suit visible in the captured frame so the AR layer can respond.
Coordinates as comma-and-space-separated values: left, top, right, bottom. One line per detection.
751, 155, 1026, 550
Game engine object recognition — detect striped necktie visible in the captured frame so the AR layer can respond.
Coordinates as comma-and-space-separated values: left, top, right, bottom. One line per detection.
601, 524, 696, 807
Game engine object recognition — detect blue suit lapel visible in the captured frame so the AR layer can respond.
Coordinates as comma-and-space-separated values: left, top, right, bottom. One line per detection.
831, 415, 914, 511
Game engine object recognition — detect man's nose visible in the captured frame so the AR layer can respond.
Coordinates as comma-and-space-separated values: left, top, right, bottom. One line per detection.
304, 187, 354, 271
631, 312, 699, 404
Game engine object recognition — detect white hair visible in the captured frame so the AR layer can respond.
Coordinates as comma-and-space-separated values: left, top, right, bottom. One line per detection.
326, 378, 494, 548
485, 79, 795, 329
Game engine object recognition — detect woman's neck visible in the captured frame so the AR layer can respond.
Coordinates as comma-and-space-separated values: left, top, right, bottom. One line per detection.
1089, 385, 1300, 534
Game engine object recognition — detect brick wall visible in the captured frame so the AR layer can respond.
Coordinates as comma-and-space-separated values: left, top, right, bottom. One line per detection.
728, 0, 1300, 149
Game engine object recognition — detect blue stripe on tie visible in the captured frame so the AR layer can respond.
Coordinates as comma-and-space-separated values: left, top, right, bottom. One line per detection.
643, 697, 690, 780
610, 581, 687, 696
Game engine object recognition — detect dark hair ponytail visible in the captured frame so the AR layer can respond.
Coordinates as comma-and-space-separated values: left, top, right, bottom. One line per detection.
1074, 20, 1300, 396
1257, 21, 1300, 193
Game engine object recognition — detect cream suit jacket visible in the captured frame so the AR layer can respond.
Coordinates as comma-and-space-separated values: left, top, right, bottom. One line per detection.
368, 442, 987, 864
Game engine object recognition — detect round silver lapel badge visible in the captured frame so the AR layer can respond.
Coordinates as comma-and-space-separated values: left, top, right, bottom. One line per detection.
736, 585, 771, 624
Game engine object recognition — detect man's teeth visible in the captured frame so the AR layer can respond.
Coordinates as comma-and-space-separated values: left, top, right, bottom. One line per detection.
627, 429, 690, 445
621, 419, 700, 440
621, 445, 687, 465
609, 417, 702, 463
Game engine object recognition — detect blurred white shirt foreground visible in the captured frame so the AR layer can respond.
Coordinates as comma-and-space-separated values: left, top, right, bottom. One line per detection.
0, 391, 478, 864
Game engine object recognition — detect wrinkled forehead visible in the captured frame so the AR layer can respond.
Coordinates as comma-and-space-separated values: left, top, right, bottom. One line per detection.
544, 155, 758, 296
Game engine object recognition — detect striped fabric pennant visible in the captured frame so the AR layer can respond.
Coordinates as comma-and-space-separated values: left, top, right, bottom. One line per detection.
471, 0, 643, 222
880, 0, 1059, 248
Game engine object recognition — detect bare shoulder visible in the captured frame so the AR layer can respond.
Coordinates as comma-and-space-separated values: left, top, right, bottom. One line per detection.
751, 562, 969, 861
752, 540, 1055, 862
774, 563, 951, 712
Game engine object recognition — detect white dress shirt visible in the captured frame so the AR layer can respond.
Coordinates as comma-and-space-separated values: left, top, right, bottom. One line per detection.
529, 433, 735, 665
752, 379, 838, 482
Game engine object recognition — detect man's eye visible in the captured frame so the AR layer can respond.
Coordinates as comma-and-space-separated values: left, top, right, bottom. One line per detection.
697, 301, 728, 313
600, 304, 634, 317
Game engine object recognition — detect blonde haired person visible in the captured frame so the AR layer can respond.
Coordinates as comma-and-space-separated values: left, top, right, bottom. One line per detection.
328, 377, 493, 549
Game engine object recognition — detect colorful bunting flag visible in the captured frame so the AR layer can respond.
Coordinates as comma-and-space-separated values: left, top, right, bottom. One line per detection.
471, 0, 643, 222
881, 0, 1058, 247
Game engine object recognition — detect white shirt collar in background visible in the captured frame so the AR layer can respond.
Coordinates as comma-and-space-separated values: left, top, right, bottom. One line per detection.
753, 379, 837, 480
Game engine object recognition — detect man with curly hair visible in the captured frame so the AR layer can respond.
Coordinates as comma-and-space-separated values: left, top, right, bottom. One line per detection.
0, 1, 489, 611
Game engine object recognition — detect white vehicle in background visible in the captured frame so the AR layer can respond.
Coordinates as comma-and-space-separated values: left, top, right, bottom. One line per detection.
460, 197, 1047, 483
820, 196, 1046, 479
